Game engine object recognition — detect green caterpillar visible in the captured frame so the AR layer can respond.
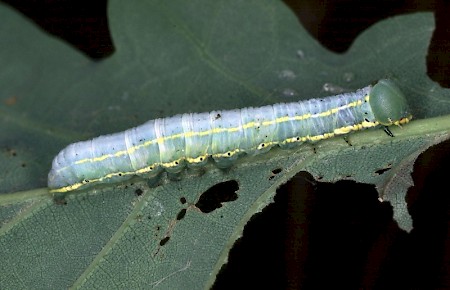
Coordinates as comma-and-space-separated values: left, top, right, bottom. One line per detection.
48, 79, 411, 193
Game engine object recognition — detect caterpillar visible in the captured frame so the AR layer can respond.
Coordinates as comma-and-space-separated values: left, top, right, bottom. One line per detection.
48, 79, 411, 193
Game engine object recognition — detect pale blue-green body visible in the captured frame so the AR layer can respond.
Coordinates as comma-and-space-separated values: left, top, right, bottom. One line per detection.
48, 80, 410, 193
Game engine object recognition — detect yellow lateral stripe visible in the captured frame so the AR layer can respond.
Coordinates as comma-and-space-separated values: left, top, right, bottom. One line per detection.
51, 114, 410, 194
67, 97, 367, 169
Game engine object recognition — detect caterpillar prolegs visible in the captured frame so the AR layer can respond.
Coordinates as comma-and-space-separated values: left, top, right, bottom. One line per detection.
48, 79, 411, 193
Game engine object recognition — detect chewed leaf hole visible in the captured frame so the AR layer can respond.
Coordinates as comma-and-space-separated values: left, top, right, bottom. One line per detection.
272, 168, 282, 175
176, 208, 187, 220
159, 236, 170, 246
269, 168, 283, 180
195, 180, 239, 213
375, 164, 392, 175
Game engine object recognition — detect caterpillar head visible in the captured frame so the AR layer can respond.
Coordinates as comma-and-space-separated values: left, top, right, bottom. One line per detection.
369, 79, 412, 126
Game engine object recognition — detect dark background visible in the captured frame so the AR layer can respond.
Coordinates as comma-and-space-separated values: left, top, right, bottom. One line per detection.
1, 0, 449, 289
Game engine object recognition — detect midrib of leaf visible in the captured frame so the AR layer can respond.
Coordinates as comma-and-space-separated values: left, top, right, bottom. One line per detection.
70, 191, 152, 289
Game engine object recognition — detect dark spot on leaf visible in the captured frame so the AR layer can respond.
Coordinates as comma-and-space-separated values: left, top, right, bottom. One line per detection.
167, 172, 182, 181
180, 197, 187, 204
176, 208, 187, 220
54, 197, 67, 205
344, 137, 352, 146
6, 148, 17, 157
21, 163, 26, 167
159, 236, 170, 246
135, 188, 143, 196
195, 180, 239, 213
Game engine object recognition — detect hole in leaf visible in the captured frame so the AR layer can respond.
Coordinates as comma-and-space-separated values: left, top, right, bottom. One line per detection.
159, 236, 170, 246
269, 168, 283, 180
375, 165, 392, 175
272, 168, 282, 175
195, 180, 239, 213
176, 208, 187, 220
